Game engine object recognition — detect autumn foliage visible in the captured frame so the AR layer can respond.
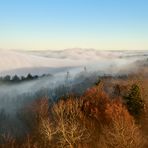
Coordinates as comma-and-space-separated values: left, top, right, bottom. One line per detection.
0, 84, 146, 148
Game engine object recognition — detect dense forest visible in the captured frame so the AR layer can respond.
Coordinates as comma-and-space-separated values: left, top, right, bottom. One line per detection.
0, 71, 147, 148
0, 59, 147, 148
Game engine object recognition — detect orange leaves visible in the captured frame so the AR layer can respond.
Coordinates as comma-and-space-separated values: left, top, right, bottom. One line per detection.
5, 84, 145, 148
81, 87, 110, 123
105, 100, 134, 125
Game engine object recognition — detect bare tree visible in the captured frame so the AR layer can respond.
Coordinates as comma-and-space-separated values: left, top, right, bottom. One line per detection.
52, 99, 90, 148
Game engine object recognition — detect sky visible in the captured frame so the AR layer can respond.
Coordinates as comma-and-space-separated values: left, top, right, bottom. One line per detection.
0, 0, 148, 50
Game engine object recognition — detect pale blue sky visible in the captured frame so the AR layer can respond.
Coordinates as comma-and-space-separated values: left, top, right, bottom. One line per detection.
0, 0, 148, 50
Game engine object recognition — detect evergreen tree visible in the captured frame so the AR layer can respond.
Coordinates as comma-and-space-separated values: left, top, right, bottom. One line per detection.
27, 73, 33, 80
124, 84, 144, 117
21, 76, 26, 81
34, 75, 39, 79
3, 75, 11, 81
12, 75, 20, 82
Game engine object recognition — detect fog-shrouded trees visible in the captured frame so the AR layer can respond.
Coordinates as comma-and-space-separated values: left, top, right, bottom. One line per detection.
26, 73, 33, 80
12, 75, 20, 82
0, 73, 40, 83
0, 78, 146, 148
3, 75, 11, 81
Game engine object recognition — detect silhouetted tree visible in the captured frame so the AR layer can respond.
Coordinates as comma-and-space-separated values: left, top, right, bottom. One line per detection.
33, 75, 39, 79
65, 71, 71, 87
27, 73, 33, 80
21, 76, 26, 81
12, 75, 20, 82
3, 75, 11, 81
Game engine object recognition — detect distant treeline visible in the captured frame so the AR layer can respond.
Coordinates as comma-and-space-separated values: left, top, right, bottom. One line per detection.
0, 73, 52, 83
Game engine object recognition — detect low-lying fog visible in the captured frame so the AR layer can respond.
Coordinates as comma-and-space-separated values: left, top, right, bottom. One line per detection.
0, 49, 148, 113
0, 49, 147, 137
0, 49, 148, 76
0, 49, 148, 104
